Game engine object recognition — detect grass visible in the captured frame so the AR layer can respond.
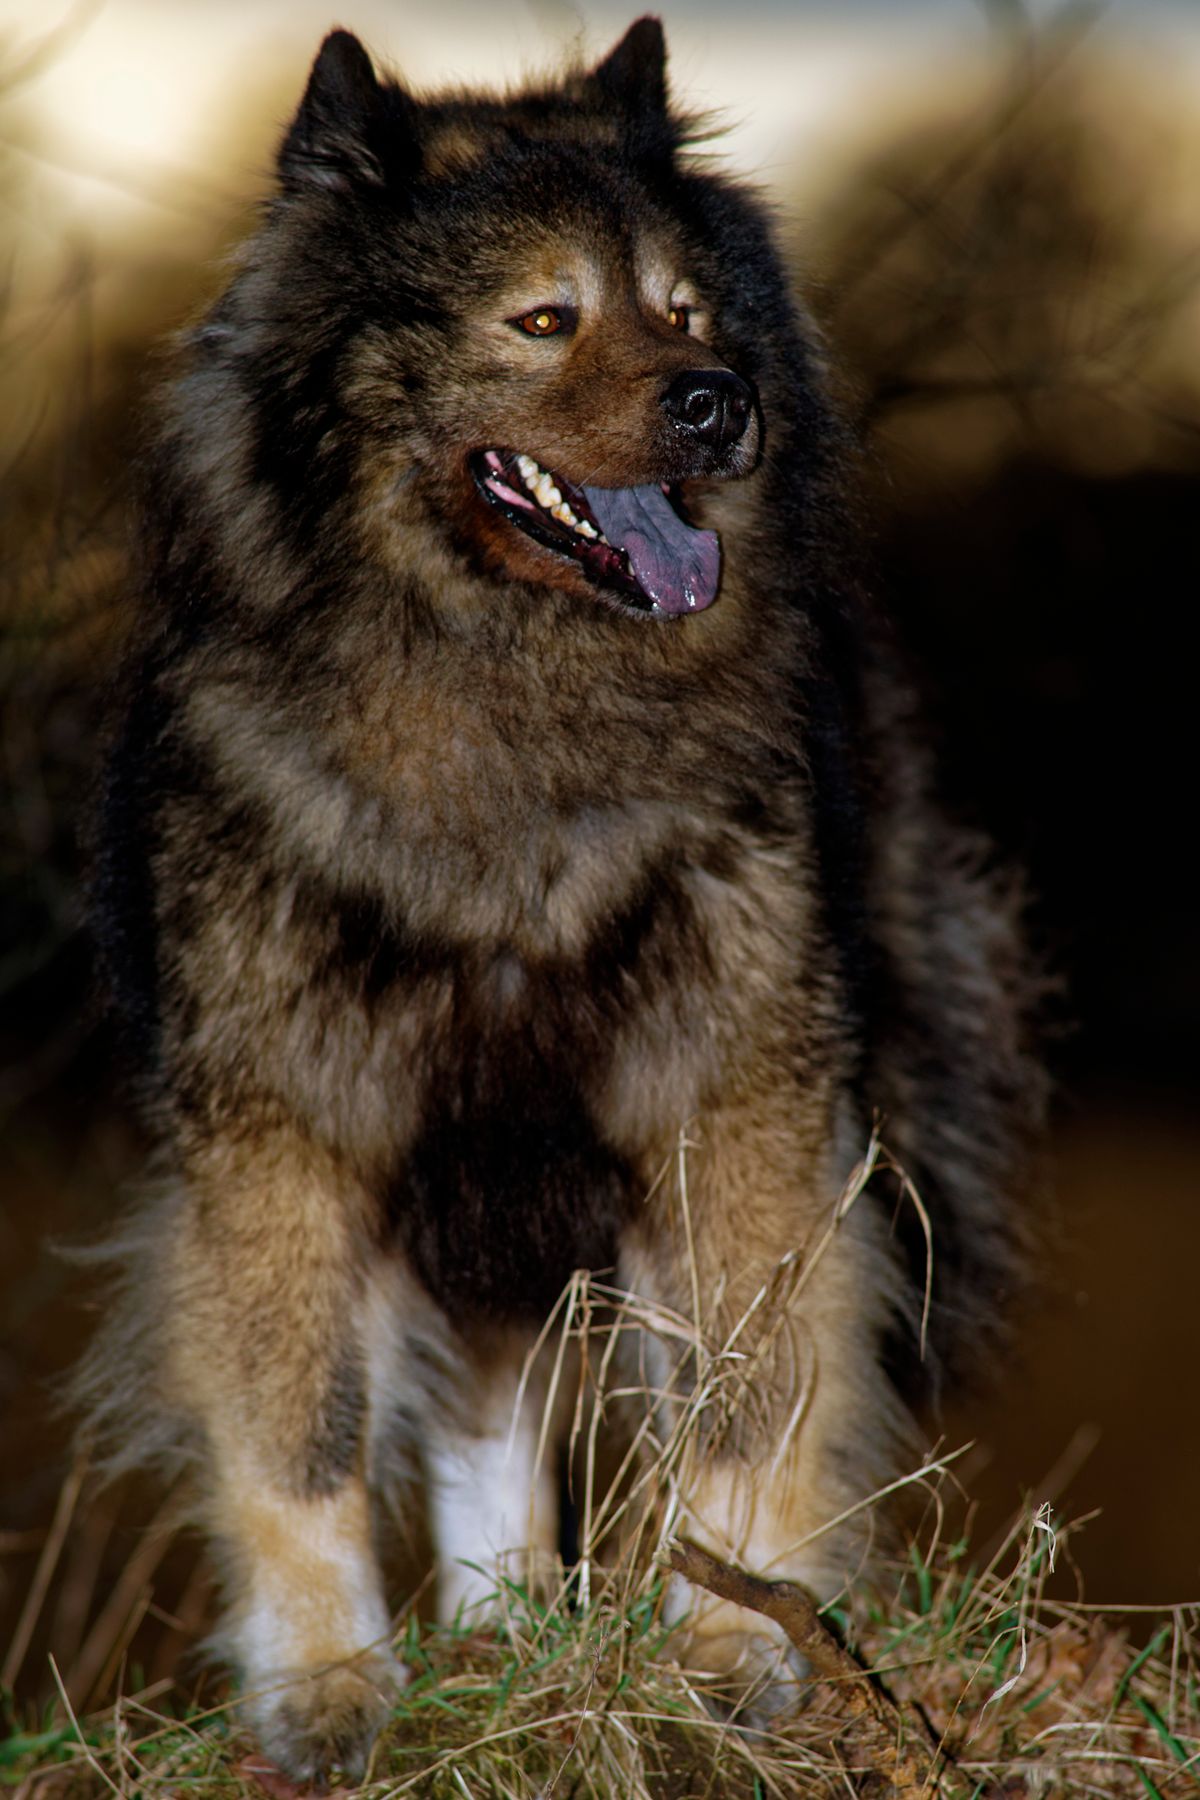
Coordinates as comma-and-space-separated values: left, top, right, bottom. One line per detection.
4, 1478, 1198, 1798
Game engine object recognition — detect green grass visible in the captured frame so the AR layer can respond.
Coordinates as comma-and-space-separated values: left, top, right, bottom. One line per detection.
5, 1500, 1198, 1800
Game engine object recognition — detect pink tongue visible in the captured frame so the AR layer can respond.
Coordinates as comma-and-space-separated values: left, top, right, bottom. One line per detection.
581, 483, 720, 614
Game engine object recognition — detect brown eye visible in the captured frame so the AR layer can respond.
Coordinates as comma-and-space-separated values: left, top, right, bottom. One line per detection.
520, 308, 562, 336
668, 304, 691, 332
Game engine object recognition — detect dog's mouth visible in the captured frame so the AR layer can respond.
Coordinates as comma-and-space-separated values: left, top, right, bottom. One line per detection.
471, 449, 721, 616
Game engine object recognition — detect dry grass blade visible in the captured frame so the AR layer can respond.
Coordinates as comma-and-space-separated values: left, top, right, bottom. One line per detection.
2, 1456, 87, 1693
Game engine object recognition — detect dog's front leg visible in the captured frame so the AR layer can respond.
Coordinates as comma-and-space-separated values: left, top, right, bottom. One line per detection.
620, 1090, 905, 1702
425, 1336, 565, 1623
166, 1131, 401, 1785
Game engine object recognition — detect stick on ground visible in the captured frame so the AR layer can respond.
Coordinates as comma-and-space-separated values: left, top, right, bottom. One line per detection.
667, 1537, 970, 1797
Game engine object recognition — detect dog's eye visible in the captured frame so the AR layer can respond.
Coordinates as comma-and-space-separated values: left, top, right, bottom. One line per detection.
518, 308, 564, 336
668, 304, 691, 332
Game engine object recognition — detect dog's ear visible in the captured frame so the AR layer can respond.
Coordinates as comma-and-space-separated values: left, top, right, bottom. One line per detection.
279, 30, 418, 194
588, 16, 668, 125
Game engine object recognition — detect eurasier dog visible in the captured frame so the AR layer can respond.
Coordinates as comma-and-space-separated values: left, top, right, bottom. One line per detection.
83, 16, 1042, 1783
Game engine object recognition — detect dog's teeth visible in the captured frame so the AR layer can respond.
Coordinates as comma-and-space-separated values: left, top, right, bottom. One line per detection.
513, 453, 585, 528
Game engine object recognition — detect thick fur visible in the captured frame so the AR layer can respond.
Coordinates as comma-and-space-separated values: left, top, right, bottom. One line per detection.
82, 18, 1043, 1783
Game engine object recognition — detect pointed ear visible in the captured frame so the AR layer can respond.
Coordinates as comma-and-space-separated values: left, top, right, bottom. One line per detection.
279, 30, 397, 193
589, 16, 668, 123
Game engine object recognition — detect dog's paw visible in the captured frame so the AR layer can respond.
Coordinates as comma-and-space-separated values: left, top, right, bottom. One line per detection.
248, 1652, 406, 1789
666, 1586, 806, 1727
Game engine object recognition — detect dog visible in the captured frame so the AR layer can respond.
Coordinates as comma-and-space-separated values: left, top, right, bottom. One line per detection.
81, 17, 1043, 1783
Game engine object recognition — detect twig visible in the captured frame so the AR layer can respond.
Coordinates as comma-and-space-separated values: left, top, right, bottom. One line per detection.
667, 1537, 968, 1797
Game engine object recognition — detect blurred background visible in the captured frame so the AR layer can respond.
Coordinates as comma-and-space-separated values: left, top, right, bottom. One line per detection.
2, 0, 1198, 1722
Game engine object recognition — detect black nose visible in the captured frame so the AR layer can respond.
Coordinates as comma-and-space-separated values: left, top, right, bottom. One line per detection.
661, 368, 753, 452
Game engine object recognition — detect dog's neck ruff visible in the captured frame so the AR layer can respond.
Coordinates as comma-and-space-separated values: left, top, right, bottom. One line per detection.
474, 449, 721, 615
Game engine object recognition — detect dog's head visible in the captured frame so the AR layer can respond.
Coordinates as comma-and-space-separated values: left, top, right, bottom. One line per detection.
211, 20, 805, 622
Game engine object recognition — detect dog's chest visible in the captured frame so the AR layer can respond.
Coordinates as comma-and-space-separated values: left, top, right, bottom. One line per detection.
373, 801, 738, 1317
323, 799, 782, 1322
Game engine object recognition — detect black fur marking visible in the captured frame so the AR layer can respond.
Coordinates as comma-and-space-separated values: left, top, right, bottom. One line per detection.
796, 658, 875, 1073
336, 896, 422, 1004
92, 700, 167, 1072
291, 880, 453, 1005
301, 1348, 368, 1498
244, 335, 356, 549
396, 1076, 630, 1319
582, 859, 693, 997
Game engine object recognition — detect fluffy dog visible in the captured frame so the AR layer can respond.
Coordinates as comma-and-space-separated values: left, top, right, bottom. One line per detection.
83, 17, 1042, 1782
